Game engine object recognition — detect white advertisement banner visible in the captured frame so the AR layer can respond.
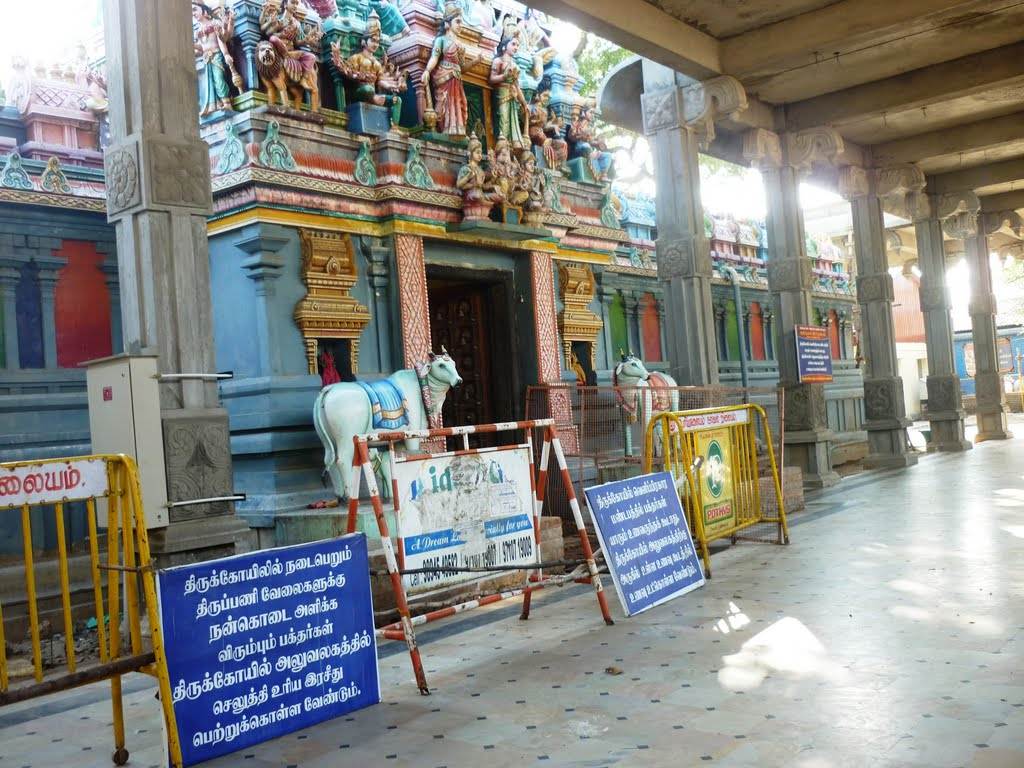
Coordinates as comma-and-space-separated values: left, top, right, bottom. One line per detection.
0, 458, 110, 509
393, 447, 537, 593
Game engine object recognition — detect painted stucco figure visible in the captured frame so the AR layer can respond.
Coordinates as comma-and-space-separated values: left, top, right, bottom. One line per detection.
457, 133, 502, 220
369, 0, 410, 39
258, 0, 323, 111
313, 350, 462, 501
489, 32, 529, 149
528, 88, 568, 171
331, 12, 405, 127
421, 3, 480, 137
193, 2, 243, 117
568, 106, 614, 181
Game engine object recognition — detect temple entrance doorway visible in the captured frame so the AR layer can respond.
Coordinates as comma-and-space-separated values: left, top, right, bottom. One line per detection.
427, 265, 519, 447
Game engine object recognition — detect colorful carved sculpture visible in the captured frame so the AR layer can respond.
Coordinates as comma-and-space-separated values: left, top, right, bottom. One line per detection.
421, 3, 480, 137
193, 2, 243, 117
527, 88, 568, 171
457, 133, 502, 221
517, 150, 546, 224
612, 354, 679, 456
313, 350, 462, 500
489, 136, 518, 202
489, 31, 529, 149
330, 12, 405, 128
568, 106, 614, 182
258, 0, 323, 111
369, 0, 410, 39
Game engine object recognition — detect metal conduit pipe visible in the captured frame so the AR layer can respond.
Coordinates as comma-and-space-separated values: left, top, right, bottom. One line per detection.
720, 265, 750, 398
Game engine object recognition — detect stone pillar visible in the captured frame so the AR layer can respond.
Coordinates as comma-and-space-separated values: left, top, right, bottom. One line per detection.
235, 230, 288, 377
744, 127, 839, 487
964, 210, 1013, 441
393, 233, 432, 367
641, 63, 747, 385
362, 237, 394, 374
530, 250, 577, 452
624, 290, 643, 359
840, 165, 917, 469
37, 269, 59, 369
912, 194, 971, 451
595, 277, 616, 368
102, 264, 123, 354
0, 267, 21, 368
102, 0, 250, 561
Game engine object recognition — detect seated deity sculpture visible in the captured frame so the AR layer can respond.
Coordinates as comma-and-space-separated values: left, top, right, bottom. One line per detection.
568, 106, 614, 182
330, 12, 405, 128
457, 133, 503, 221
527, 88, 568, 171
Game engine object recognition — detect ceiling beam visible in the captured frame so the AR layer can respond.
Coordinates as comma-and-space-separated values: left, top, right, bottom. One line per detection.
979, 189, 1024, 212
870, 111, 1024, 167
928, 157, 1024, 194
722, 0, 968, 79
526, 0, 722, 80
784, 41, 1024, 132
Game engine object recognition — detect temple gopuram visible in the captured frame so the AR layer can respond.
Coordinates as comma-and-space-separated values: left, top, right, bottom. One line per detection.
0, 0, 859, 549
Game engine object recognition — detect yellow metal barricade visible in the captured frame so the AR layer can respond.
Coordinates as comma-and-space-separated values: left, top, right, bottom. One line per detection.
0, 454, 181, 767
643, 404, 789, 577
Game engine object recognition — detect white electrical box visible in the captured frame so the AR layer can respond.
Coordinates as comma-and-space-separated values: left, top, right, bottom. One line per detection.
86, 354, 169, 529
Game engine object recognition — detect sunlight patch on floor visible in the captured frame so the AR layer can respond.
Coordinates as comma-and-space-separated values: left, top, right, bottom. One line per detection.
718, 616, 846, 691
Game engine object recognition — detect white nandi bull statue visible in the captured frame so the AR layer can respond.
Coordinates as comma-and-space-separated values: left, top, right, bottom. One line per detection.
612, 354, 680, 457
313, 349, 462, 501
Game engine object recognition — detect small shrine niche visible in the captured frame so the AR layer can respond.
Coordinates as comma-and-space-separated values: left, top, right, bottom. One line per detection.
557, 263, 602, 381
294, 230, 370, 377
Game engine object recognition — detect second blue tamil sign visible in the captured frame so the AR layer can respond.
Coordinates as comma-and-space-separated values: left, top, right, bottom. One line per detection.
156, 534, 380, 766
585, 472, 705, 617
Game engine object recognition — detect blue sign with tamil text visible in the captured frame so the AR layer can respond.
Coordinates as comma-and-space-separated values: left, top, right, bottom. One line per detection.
585, 472, 705, 617
157, 534, 380, 766
795, 324, 834, 383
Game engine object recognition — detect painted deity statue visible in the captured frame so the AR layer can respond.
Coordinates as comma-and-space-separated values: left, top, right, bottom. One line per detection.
512, 11, 556, 97
517, 150, 546, 222
330, 12, 405, 126
258, 0, 323, 111
568, 106, 614, 181
369, 0, 410, 39
193, 2, 242, 117
457, 133, 502, 220
489, 136, 519, 202
527, 88, 568, 170
489, 32, 529, 150
421, 3, 480, 137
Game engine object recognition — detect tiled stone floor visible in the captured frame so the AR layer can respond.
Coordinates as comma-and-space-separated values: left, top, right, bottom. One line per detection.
1, 417, 1022, 767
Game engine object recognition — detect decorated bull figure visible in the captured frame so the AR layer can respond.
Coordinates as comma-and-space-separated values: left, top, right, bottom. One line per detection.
313, 349, 462, 501
612, 353, 679, 458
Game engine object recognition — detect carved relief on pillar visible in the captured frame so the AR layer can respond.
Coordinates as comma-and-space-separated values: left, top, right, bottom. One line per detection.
918, 282, 950, 312
981, 209, 1024, 238
767, 258, 814, 293
875, 164, 927, 221
863, 377, 903, 422
531, 250, 577, 453
937, 193, 980, 239
926, 373, 962, 414
163, 411, 233, 522
784, 127, 844, 173
641, 76, 748, 148
855, 272, 895, 304
784, 382, 828, 432
293, 229, 370, 374
837, 165, 870, 201
741, 128, 782, 170
974, 370, 1006, 407
556, 262, 602, 372
656, 236, 712, 280
394, 233, 432, 368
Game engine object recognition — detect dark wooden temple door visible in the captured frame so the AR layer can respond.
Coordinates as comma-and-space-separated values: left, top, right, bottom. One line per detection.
429, 286, 495, 431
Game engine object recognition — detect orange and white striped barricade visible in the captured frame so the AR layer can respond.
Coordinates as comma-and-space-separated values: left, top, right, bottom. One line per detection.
344, 419, 614, 694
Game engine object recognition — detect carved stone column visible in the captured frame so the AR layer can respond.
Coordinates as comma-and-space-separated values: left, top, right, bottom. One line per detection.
0, 267, 20, 368
393, 233, 432, 367
840, 165, 917, 469
236, 229, 289, 377
37, 269, 59, 369
911, 194, 971, 451
102, 0, 250, 562
641, 62, 747, 385
965, 210, 1013, 441
744, 127, 839, 486
102, 264, 123, 354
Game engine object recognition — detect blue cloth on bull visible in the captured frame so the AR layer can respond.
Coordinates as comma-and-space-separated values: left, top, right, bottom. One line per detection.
356, 380, 410, 430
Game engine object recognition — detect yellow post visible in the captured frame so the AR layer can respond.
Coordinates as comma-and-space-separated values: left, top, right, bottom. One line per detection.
105, 463, 127, 762
54, 501, 77, 674
0, 599, 7, 691
123, 455, 184, 768
86, 498, 109, 663
20, 503, 42, 683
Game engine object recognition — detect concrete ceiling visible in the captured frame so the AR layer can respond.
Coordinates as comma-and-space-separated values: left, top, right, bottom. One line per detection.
531, 0, 1024, 207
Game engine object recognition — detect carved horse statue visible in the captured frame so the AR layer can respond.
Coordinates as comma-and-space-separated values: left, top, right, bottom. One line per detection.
313, 349, 462, 501
612, 354, 679, 457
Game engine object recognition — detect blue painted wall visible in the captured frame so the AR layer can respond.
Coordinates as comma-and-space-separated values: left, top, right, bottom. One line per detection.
954, 326, 1024, 396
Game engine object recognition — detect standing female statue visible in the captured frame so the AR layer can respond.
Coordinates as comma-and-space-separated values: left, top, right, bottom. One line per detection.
421, 3, 480, 137
489, 32, 529, 149
193, 2, 242, 116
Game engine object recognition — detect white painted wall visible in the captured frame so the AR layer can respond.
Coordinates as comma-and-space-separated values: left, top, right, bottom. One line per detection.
896, 342, 928, 420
